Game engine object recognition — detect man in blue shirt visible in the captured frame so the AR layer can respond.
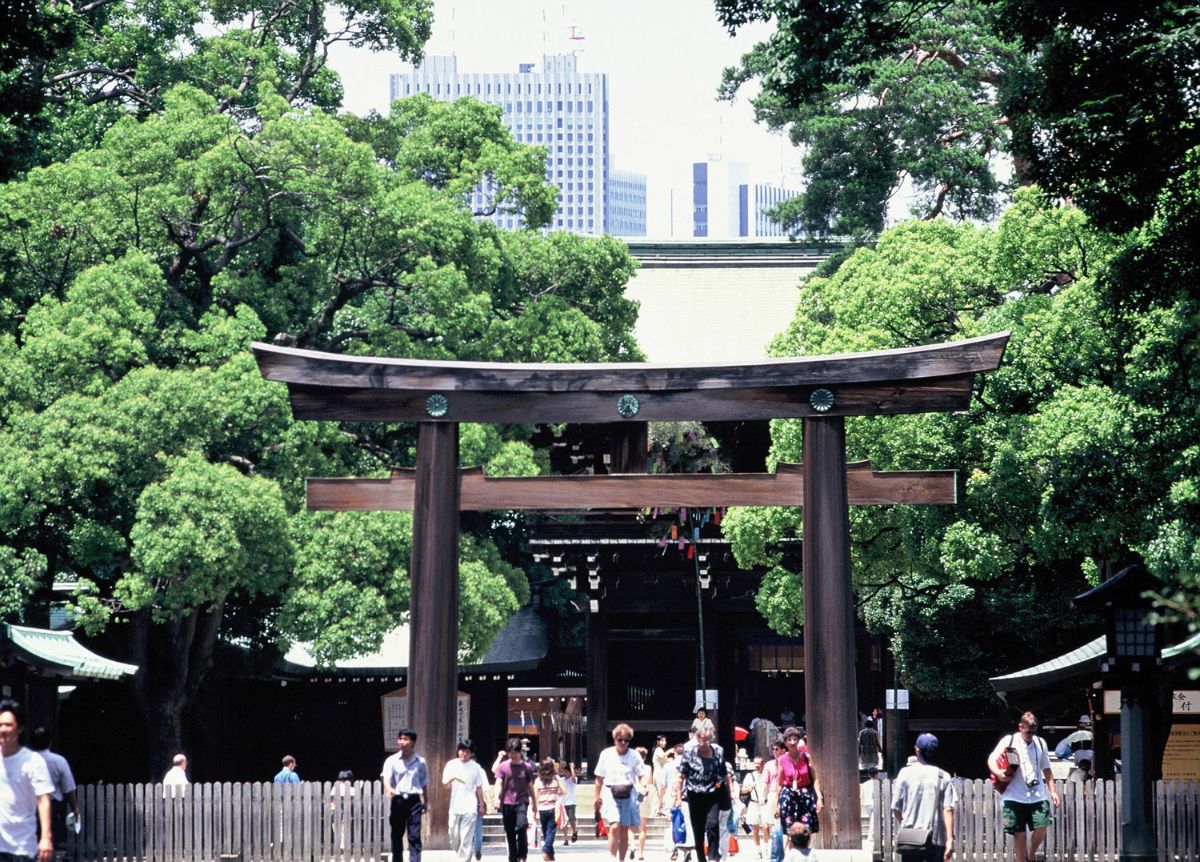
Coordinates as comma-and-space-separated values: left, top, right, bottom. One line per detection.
381, 727, 429, 862
273, 755, 301, 784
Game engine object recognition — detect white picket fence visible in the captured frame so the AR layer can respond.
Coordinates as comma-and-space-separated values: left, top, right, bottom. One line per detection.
60, 778, 1200, 861
66, 781, 390, 862
874, 778, 1200, 861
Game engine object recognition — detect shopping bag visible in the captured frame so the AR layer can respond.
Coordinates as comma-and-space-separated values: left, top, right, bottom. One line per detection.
556, 801, 566, 830
671, 806, 687, 845
597, 816, 609, 837
769, 824, 784, 862
729, 835, 739, 855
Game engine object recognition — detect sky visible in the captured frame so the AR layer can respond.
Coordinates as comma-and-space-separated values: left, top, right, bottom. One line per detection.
328, 0, 804, 237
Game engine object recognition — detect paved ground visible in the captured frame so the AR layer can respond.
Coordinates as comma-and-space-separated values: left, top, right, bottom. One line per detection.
408, 835, 870, 862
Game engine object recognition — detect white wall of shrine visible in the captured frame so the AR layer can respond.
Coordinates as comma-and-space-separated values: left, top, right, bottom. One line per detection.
623, 240, 835, 363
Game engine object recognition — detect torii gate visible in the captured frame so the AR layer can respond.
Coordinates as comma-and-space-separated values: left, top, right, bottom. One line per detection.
253, 332, 1008, 850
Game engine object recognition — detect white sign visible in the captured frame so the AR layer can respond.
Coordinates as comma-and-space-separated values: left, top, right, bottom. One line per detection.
380, 688, 471, 751
1102, 689, 1200, 715
886, 688, 910, 710
694, 689, 719, 711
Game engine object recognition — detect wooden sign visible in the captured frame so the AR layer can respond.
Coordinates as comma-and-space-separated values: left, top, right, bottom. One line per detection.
1161, 722, 1200, 780
381, 687, 470, 751
1103, 689, 1200, 715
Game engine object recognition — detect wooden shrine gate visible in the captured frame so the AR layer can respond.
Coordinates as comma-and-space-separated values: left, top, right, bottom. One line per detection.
253, 332, 1008, 849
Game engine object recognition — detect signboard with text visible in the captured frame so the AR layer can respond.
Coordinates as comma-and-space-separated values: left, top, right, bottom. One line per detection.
1161, 723, 1200, 780
1103, 689, 1200, 715
380, 688, 470, 751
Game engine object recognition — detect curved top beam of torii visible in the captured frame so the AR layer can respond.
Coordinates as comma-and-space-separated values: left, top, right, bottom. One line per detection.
252, 332, 1008, 423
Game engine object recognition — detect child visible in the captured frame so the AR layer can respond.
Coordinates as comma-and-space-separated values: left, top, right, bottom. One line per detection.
784, 822, 817, 862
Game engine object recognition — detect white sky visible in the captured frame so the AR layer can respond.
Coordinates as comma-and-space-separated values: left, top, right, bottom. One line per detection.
328, 0, 805, 237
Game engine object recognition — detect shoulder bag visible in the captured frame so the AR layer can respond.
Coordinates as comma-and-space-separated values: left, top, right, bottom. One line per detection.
895, 770, 947, 851
990, 734, 1015, 794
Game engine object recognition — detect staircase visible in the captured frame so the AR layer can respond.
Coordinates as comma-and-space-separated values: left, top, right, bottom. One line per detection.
482, 784, 672, 847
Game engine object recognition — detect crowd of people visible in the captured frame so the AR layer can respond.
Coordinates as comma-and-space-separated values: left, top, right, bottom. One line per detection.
0, 696, 1092, 862
365, 709, 833, 862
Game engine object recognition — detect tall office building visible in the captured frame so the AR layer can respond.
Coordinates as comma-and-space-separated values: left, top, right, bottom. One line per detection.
390, 54, 623, 235
608, 169, 647, 237
692, 159, 800, 238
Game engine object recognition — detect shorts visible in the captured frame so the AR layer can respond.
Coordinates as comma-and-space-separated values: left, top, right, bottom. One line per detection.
1003, 800, 1052, 833
600, 789, 642, 828
744, 802, 768, 827
638, 787, 655, 820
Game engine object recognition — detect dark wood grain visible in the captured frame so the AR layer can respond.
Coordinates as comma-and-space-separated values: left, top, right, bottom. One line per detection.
253, 332, 1008, 392
407, 422, 459, 850
586, 608, 608, 770
801, 417, 861, 850
305, 462, 957, 511
286, 375, 976, 423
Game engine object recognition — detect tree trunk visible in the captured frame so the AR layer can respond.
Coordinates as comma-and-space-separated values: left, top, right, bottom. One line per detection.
124, 603, 223, 779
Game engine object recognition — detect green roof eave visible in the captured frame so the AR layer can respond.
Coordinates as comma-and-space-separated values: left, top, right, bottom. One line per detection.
991, 631, 1200, 695
3, 624, 138, 681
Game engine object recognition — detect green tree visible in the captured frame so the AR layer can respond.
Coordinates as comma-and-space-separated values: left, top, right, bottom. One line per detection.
716, 0, 1022, 237
0, 69, 641, 771
728, 188, 1200, 697
1000, 0, 1200, 233
0, 0, 433, 170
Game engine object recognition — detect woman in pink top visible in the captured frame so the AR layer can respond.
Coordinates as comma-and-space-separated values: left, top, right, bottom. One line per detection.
772, 727, 823, 834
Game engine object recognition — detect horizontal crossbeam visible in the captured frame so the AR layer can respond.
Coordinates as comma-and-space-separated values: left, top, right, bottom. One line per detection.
254, 333, 1008, 422
305, 462, 956, 511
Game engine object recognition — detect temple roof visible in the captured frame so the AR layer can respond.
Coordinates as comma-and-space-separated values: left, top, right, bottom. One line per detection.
2, 624, 138, 681
276, 607, 550, 678
990, 632, 1200, 695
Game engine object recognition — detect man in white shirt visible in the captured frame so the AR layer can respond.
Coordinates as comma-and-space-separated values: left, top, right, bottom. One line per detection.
442, 740, 487, 862
381, 727, 429, 862
163, 753, 189, 797
988, 712, 1060, 862
593, 723, 648, 862
0, 699, 54, 862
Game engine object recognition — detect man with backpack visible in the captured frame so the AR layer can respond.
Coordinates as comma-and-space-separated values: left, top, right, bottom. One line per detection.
988, 712, 1060, 862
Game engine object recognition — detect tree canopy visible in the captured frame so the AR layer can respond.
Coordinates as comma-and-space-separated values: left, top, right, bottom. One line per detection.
0, 0, 639, 771
716, 1, 1200, 243
716, 0, 1020, 237
732, 181, 1199, 697
717, 0, 1200, 690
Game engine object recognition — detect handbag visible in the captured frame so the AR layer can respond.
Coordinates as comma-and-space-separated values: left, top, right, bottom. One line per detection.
991, 734, 1015, 794
897, 769, 946, 852
895, 826, 932, 851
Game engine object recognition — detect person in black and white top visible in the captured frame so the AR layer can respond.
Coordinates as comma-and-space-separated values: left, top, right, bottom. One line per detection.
673, 728, 730, 862
988, 712, 1059, 862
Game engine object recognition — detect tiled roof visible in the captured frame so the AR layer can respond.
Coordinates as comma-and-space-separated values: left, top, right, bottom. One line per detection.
3, 624, 138, 680
277, 607, 549, 677
989, 637, 1107, 693
990, 631, 1199, 693
478, 607, 549, 668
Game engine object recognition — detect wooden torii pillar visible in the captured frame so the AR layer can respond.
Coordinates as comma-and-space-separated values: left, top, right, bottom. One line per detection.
253, 333, 1008, 849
